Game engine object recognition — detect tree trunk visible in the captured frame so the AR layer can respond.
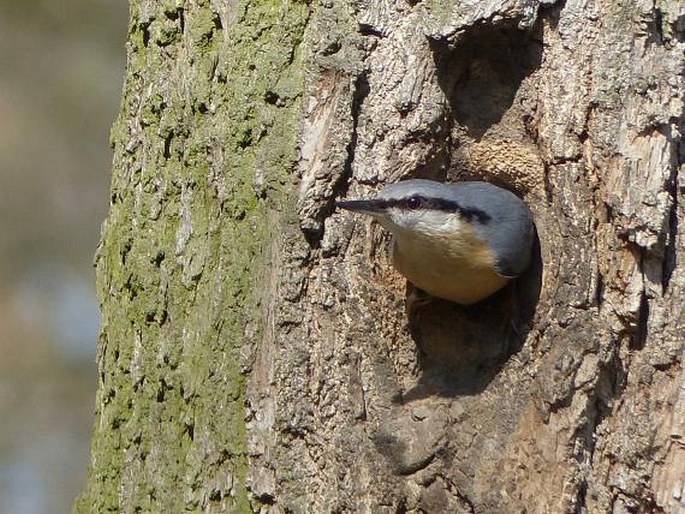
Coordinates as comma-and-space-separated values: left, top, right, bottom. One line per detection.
76, 1, 684, 513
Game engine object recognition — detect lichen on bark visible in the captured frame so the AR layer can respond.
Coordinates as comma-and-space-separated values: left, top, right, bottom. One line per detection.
75, 1, 308, 512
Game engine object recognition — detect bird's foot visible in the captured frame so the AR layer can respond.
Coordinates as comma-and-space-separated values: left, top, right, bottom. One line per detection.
405, 284, 435, 341
405, 284, 434, 316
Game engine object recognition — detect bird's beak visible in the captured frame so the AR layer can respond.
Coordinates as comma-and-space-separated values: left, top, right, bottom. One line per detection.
336, 199, 385, 215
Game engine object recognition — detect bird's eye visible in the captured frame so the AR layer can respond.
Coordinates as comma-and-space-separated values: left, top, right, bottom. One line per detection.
406, 195, 422, 209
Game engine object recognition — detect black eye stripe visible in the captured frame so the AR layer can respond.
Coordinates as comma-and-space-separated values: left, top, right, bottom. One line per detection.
376, 195, 491, 223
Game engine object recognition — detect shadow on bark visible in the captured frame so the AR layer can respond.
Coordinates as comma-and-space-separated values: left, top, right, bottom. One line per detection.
400, 231, 542, 399
430, 22, 543, 139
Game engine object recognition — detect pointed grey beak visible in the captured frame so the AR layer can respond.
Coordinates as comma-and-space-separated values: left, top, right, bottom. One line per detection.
336, 199, 385, 214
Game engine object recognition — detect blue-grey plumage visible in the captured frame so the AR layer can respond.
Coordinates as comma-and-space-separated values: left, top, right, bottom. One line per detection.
337, 179, 535, 305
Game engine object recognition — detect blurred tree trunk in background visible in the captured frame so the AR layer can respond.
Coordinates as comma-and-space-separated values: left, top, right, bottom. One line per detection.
76, 1, 684, 513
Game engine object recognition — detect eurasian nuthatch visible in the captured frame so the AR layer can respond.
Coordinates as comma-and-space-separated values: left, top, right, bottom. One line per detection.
337, 179, 534, 305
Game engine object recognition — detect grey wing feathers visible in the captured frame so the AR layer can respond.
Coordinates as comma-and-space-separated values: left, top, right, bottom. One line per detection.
449, 182, 535, 277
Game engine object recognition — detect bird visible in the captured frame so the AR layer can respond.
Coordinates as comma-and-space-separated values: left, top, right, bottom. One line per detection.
336, 179, 535, 305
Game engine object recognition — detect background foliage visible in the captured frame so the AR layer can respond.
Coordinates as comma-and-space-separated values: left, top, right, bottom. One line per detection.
0, 1, 126, 511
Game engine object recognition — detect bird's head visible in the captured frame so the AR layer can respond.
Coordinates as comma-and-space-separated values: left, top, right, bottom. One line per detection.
336, 180, 491, 240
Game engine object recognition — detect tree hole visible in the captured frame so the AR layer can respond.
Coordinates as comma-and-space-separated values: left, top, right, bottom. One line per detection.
402, 231, 542, 398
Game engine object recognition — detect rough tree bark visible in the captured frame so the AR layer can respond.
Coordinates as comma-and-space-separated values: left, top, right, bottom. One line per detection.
76, 1, 684, 513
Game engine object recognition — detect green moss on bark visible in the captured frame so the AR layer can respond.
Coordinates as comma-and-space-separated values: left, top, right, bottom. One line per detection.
75, 1, 308, 512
